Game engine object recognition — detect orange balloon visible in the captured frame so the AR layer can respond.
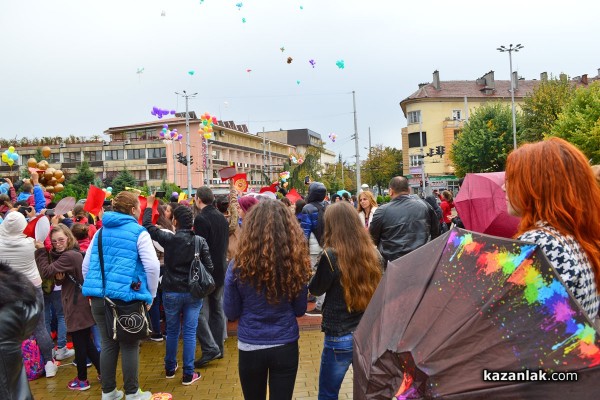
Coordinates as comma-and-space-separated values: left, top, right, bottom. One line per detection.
54, 183, 64, 193
57, 175, 65, 183
42, 146, 51, 158
46, 185, 55, 193
37, 160, 48, 170
27, 158, 38, 168
44, 168, 55, 180
54, 170, 63, 180
48, 177, 57, 186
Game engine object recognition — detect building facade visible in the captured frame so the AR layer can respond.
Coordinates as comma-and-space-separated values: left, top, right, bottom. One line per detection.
261, 128, 338, 168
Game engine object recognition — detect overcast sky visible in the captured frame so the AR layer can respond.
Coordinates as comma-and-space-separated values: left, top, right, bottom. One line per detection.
1, 0, 599, 162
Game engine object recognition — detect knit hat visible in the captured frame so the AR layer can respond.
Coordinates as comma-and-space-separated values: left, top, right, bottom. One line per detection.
0, 211, 27, 237
173, 205, 194, 230
238, 195, 259, 214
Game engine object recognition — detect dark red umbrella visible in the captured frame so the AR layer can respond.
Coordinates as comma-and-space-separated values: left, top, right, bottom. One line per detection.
353, 228, 600, 399
454, 172, 520, 238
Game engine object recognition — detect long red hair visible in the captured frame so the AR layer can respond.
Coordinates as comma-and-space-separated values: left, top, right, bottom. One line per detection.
505, 138, 600, 290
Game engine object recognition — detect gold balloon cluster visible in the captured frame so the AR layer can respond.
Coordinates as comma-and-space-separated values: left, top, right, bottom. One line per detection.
27, 156, 65, 193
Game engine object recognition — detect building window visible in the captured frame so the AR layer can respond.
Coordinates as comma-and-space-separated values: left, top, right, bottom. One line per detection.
408, 132, 427, 148
46, 153, 60, 163
409, 155, 422, 167
105, 150, 124, 160
131, 170, 147, 181
84, 151, 102, 162
408, 111, 421, 124
63, 152, 81, 163
148, 169, 166, 180
211, 150, 221, 160
452, 110, 462, 120
148, 148, 166, 159
127, 149, 146, 160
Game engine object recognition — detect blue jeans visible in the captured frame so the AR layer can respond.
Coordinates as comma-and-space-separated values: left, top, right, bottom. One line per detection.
318, 333, 354, 400
44, 290, 67, 348
163, 291, 203, 375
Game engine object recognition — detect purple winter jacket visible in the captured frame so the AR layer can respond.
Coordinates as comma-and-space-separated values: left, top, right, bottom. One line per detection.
224, 261, 308, 345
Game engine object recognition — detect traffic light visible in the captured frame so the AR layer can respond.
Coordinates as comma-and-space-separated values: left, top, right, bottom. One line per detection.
435, 146, 446, 157
176, 152, 187, 165
428, 148, 435, 157
189, 156, 194, 165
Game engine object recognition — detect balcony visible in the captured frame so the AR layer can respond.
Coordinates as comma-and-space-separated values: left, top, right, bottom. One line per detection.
443, 119, 464, 129
148, 158, 167, 165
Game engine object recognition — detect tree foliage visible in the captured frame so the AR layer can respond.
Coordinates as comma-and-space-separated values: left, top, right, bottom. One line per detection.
320, 160, 356, 195
54, 161, 97, 201
110, 169, 137, 196
551, 82, 600, 163
285, 146, 326, 195
521, 76, 575, 143
361, 145, 403, 194
449, 103, 522, 177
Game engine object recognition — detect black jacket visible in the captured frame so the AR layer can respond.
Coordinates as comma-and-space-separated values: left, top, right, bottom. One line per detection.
143, 209, 213, 293
308, 249, 365, 336
0, 261, 42, 400
193, 205, 229, 287
369, 194, 440, 264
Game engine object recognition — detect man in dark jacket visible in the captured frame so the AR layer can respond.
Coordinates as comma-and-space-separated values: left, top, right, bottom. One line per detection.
0, 261, 42, 400
300, 182, 327, 315
193, 186, 229, 367
370, 176, 440, 267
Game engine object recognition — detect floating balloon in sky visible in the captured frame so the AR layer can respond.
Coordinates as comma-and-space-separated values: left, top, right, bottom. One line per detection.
136, 67, 144, 74
161, 10, 165, 16
242, 17, 246, 23
296, 80, 300, 85
280, 46, 285, 52
309, 59, 316, 68
246, 69, 252, 73
151, 106, 174, 119
235, 2, 243, 10
300, 5, 304, 10
287, 57, 293, 64
336, 60, 345, 69
199, 112, 217, 139
328, 133, 337, 142
188, 70, 195, 76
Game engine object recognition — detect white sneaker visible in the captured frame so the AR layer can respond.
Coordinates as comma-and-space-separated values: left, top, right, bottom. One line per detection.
102, 389, 124, 400
55, 346, 75, 360
125, 389, 152, 400
45, 361, 58, 378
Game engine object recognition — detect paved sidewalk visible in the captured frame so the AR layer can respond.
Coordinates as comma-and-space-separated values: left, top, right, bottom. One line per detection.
30, 321, 353, 399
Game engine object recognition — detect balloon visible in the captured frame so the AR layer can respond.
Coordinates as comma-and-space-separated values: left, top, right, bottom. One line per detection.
242, 17, 246, 23
44, 168, 55, 180
7, 159, 13, 166
42, 146, 51, 158
28, 158, 37, 167
203, 132, 212, 139
1, 153, 7, 163
287, 57, 293, 64
8, 146, 15, 153
177, 134, 183, 140
38, 160, 48, 170
58, 175, 65, 183
54, 183, 64, 193
280, 46, 285, 52
170, 110, 176, 115
188, 70, 195, 76
296, 80, 300, 85
336, 60, 345, 69
236, 2, 243, 10
46, 185, 54, 193
10, 153, 18, 162
48, 177, 57, 186
309, 59, 316, 68
54, 170, 63, 179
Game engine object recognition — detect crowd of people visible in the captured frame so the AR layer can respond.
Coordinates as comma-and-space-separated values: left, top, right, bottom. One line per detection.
0, 136, 599, 399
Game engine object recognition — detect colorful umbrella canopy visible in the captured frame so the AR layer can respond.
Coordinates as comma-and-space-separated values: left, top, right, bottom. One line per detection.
354, 228, 600, 399
454, 172, 520, 238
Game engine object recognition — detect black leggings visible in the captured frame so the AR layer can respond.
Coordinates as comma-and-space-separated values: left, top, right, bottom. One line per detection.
238, 341, 299, 400
71, 327, 101, 381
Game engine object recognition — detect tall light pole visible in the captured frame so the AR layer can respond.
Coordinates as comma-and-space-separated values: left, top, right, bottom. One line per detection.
352, 91, 361, 192
175, 90, 197, 196
497, 43, 524, 150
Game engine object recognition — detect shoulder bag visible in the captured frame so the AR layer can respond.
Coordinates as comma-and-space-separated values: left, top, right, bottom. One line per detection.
99, 228, 151, 342
189, 235, 215, 299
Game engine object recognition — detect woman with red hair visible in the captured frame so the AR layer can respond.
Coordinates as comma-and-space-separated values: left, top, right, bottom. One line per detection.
504, 138, 600, 318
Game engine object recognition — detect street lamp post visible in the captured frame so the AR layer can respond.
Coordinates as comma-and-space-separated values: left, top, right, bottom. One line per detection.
497, 43, 524, 150
175, 90, 197, 196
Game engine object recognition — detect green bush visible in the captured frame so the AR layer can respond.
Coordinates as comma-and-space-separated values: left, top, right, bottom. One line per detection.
376, 195, 384, 204
384, 195, 391, 203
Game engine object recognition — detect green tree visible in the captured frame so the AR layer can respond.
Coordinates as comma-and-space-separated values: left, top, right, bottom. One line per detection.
362, 145, 403, 194
521, 76, 575, 143
449, 103, 522, 177
55, 161, 97, 200
287, 146, 325, 195
110, 169, 137, 196
551, 82, 600, 162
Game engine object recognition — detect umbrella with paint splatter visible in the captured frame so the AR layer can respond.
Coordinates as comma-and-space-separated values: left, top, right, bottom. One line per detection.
353, 228, 600, 399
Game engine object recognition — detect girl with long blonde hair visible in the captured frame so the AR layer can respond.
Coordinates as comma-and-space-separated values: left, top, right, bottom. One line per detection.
309, 201, 383, 399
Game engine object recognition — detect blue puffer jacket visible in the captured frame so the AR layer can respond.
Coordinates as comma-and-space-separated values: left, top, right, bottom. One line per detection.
82, 212, 153, 304
300, 182, 327, 242
224, 262, 308, 345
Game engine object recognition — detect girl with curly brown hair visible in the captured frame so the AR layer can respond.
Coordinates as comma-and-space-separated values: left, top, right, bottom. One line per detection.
309, 201, 383, 399
224, 200, 311, 400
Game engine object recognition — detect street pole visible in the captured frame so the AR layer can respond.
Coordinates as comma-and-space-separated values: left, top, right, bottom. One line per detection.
497, 44, 524, 150
352, 91, 361, 192
419, 116, 426, 197
262, 127, 266, 185
175, 90, 197, 196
